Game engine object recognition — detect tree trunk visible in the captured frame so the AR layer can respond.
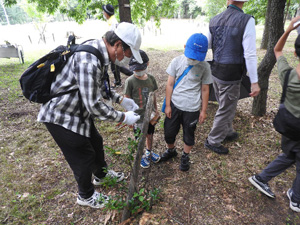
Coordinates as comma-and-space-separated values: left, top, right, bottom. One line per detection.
121, 92, 154, 222
0, 0, 10, 25
283, 0, 290, 25
118, 0, 132, 23
260, 0, 271, 49
252, 0, 286, 116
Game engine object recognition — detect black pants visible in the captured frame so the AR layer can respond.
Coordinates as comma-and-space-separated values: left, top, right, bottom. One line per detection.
259, 136, 300, 202
45, 122, 107, 199
111, 62, 133, 85
164, 102, 199, 146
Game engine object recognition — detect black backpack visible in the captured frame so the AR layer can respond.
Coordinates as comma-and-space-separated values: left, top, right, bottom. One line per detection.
20, 36, 105, 103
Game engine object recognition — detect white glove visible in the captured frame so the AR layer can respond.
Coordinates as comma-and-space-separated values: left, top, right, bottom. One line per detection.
123, 111, 140, 125
120, 97, 139, 111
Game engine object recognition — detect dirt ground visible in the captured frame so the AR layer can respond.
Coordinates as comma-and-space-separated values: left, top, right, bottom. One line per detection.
1, 47, 300, 224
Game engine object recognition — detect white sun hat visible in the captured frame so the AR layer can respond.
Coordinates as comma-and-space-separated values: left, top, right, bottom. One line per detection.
115, 22, 142, 63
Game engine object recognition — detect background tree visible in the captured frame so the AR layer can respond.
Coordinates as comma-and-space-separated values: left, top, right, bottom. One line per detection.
118, 0, 131, 22
180, 0, 203, 19
4, 0, 179, 26
0, 0, 10, 25
202, 0, 226, 21
252, 0, 286, 116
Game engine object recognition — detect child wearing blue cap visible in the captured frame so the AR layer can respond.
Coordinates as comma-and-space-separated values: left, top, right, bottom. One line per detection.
161, 33, 212, 171
124, 50, 161, 168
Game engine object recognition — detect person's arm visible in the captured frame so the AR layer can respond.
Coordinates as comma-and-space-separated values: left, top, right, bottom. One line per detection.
199, 84, 209, 124
274, 16, 300, 60
165, 75, 175, 119
243, 17, 260, 97
74, 53, 124, 122
153, 93, 158, 112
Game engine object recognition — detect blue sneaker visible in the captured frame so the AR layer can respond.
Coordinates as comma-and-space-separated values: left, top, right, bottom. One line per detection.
148, 150, 161, 163
140, 155, 150, 168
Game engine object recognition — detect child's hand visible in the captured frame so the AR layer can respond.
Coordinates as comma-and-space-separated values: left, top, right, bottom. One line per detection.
165, 106, 172, 119
287, 16, 300, 32
199, 111, 207, 124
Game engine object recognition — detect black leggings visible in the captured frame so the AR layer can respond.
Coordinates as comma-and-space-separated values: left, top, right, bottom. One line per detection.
111, 62, 133, 84
45, 122, 107, 198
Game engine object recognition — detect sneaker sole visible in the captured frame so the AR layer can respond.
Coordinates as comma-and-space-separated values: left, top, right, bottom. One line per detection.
140, 164, 150, 168
248, 177, 275, 198
93, 180, 102, 186
287, 189, 300, 212
76, 199, 106, 209
152, 158, 161, 163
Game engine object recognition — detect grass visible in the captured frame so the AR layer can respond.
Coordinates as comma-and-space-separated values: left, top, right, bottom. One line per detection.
1, 21, 300, 224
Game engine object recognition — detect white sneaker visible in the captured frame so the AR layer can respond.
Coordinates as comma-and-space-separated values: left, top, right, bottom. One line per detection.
93, 170, 125, 186
287, 188, 300, 212
76, 191, 109, 209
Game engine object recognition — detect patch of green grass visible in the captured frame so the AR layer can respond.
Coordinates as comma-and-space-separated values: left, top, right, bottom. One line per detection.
0, 49, 49, 102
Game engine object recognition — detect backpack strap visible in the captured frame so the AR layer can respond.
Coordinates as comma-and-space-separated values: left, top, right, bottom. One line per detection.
280, 69, 292, 104
73, 45, 105, 66
50, 45, 106, 100
67, 35, 76, 47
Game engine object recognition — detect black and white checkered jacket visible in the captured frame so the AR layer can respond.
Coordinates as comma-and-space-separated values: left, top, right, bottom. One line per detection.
38, 39, 124, 137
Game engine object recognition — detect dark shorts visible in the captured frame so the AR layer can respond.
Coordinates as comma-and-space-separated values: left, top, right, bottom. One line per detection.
134, 123, 155, 136
164, 102, 199, 146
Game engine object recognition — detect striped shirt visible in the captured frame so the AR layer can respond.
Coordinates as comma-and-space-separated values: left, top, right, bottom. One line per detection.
37, 39, 124, 137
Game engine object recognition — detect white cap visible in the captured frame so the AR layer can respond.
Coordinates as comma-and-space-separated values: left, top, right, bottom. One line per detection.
115, 22, 142, 63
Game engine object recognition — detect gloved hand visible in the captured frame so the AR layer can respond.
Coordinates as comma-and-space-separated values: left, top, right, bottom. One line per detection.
123, 111, 140, 125
120, 97, 139, 111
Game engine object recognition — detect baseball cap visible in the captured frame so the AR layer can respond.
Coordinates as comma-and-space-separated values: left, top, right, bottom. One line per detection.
115, 22, 142, 63
102, 4, 114, 16
184, 33, 208, 61
129, 50, 149, 71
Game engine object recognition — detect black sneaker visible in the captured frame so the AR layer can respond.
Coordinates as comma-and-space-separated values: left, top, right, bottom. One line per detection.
111, 82, 122, 89
180, 154, 190, 171
160, 148, 178, 162
204, 139, 229, 155
248, 175, 275, 198
224, 132, 239, 142
287, 188, 300, 212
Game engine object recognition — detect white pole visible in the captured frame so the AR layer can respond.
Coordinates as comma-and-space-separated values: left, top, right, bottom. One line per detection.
0, 0, 10, 25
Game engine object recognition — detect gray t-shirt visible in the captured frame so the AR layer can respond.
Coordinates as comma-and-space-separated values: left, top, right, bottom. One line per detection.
166, 55, 212, 112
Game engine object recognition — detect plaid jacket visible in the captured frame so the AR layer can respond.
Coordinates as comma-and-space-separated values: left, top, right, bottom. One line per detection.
38, 39, 124, 137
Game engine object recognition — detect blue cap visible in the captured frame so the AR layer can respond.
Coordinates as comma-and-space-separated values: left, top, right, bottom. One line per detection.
184, 33, 208, 61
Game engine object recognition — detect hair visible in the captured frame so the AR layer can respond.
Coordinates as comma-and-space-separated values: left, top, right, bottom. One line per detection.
104, 31, 130, 51
295, 35, 300, 57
